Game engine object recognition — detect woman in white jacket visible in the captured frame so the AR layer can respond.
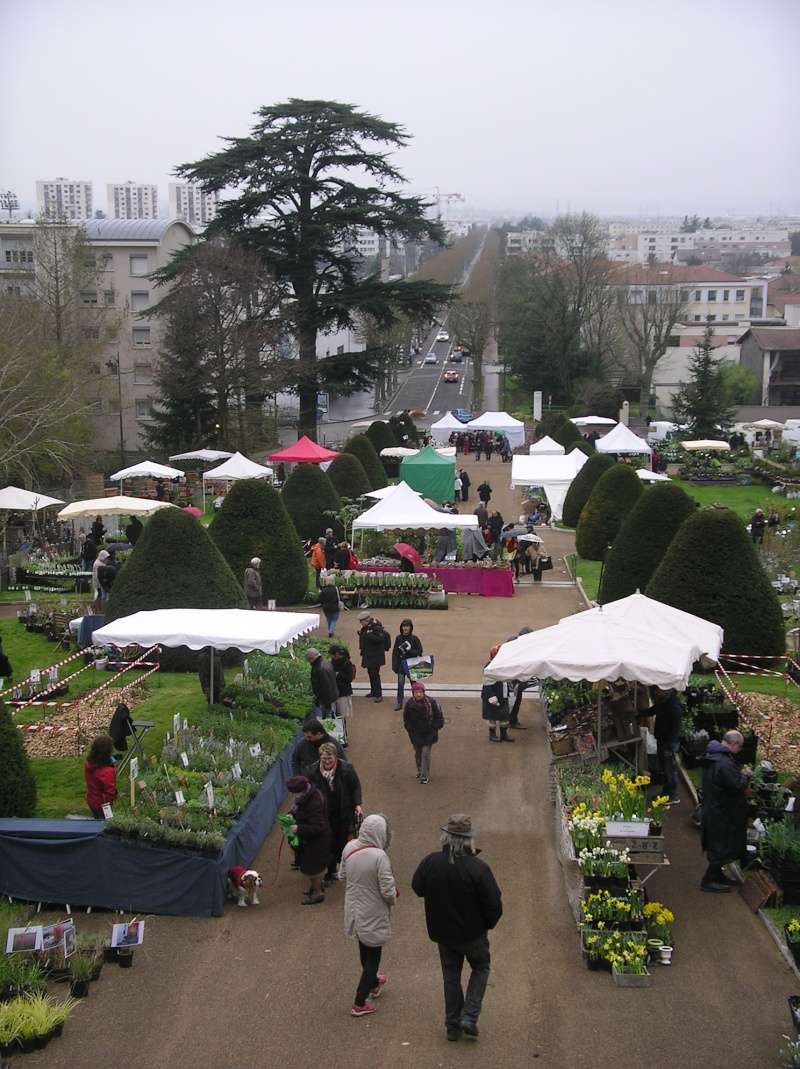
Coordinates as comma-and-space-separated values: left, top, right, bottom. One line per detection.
341, 813, 397, 1018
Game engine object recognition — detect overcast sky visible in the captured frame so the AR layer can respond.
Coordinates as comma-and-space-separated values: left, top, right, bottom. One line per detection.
4, 0, 799, 219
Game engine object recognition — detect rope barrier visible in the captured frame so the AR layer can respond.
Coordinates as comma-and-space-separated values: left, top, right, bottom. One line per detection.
0, 646, 87, 701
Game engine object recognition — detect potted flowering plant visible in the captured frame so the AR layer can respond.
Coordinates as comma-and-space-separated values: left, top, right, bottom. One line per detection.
784, 917, 800, 967
643, 900, 674, 946
599, 769, 651, 826
647, 795, 670, 835
580, 888, 644, 931
567, 804, 605, 852
578, 846, 631, 890
610, 938, 651, 987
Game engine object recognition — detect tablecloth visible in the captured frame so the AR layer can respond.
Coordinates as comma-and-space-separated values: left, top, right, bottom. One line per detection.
355, 564, 514, 597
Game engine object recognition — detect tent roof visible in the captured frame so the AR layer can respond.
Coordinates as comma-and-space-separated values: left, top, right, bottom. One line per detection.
168, 449, 234, 462
364, 484, 421, 500
483, 615, 695, 689
430, 413, 467, 433
0, 486, 64, 511
637, 468, 671, 482
749, 418, 785, 429
560, 592, 723, 662
466, 410, 525, 431
352, 482, 478, 531
268, 436, 339, 463
381, 447, 420, 458
529, 435, 565, 455
400, 445, 453, 467
682, 439, 730, 451
203, 452, 274, 480
570, 415, 617, 426
92, 608, 319, 655
595, 423, 652, 454
58, 496, 176, 520
110, 461, 184, 481
511, 452, 586, 487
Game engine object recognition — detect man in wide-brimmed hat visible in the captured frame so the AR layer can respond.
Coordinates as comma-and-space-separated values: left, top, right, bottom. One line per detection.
411, 814, 503, 1043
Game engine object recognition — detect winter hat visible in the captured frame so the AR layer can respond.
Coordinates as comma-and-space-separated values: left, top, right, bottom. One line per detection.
250, 557, 261, 566
358, 611, 371, 622
305, 647, 321, 660
411, 680, 426, 693
286, 775, 310, 794
441, 814, 473, 837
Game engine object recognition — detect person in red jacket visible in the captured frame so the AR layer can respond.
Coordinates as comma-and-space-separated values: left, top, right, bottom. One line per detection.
84, 735, 117, 818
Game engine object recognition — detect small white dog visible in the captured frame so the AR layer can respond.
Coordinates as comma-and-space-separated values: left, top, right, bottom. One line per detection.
226, 866, 263, 907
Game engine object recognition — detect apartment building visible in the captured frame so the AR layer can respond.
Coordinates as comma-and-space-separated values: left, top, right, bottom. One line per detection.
607, 226, 790, 265
739, 327, 800, 406
0, 221, 35, 296
167, 182, 218, 227
652, 323, 748, 414
608, 220, 681, 236
36, 178, 93, 221
80, 218, 195, 453
107, 182, 159, 220
613, 265, 766, 323
505, 229, 550, 255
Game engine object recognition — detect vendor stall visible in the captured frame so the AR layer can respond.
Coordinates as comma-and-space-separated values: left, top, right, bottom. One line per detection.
595, 423, 652, 459
430, 412, 468, 443
352, 482, 477, 531
58, 496, 175, 521
399, 445, 455, 504
169, 448, 234, 463
268, 436, 339, 464
356, 561, 513, 597
529, 436, 565, 456
466, 410, 526, 449
510, 451, 587, 522
109, 461, 184, 494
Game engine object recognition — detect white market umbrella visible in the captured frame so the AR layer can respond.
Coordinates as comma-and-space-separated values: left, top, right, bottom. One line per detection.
636, 469, 671, 482
682, 440, 731, 452
559, 592, 723, 663
169, 449, 234, 463
570, 416, 617, 427
58, 496, 176, 520
380, 447, 419, 458
0, 486, 64, 511
110, 461, 184, 486
748, 419, 785, 430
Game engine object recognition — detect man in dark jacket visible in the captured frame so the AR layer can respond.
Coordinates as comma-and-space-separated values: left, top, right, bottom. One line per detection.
458, 468, 470, 502
474, 503, 489, 528
637, 687, 684, 803
477, 481, 492, 505
700, 731, 752, 893
291, 719, 345, 776
412, 814, 502, 1042
309, 742, 363, 883
306, 648, 339, 718
358, 613, 391, 703
391, 618, 423, 710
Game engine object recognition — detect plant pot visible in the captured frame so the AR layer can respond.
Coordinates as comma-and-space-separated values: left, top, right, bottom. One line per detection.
33, 1032, 49, 1050
658, 945, 673, 965
16, 1036, 37, 1054
646, 938, 664, 962
70, 979, 89, 998
612, 965, 652, 987
116, 950, 134, 968
583, 875, 631, 893
103, 946, 118, 963
785, 930, 800, 967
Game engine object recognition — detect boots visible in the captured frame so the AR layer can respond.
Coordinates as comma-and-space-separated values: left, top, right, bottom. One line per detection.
489, 727, 501, 743
500, 725, 515, 743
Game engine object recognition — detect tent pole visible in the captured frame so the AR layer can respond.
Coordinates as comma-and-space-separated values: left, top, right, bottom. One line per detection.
597, 688, 603, 754
208, 646, 213, 706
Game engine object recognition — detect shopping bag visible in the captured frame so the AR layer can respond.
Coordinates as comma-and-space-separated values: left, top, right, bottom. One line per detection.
403, 655, 435, 681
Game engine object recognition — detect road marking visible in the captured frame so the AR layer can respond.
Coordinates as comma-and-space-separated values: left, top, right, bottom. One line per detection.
458, 377, 465, 396
424, 371, 444, 413
432, 410, 440, 415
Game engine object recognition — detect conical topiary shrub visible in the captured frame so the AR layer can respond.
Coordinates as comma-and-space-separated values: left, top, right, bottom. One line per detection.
345, 434, 387, 490
561, 452, 615, 528
599, 482, 697, 604
366, 420, 398, 455
209, 479, 308, 606
575, 463, 643, 561
0, 700, 36, 817
646, 508, 786, 655
326, 453, 372, 500
282, 463, 343, 540
105, 508, 247, 670
553, 419, 584, 451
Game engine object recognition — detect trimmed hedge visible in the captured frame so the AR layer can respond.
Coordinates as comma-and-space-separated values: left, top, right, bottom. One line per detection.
345, 434, 387, 490
647, 508, 786, 655
561, 452, 615, 528
282, 463, 343, 539
0, 700, 36, 817
326, 453, 372, 500
209, 479, 308, 606
553, 419, 584, 451
104, 508, 247, 669
575, 463, 643, 561
599, 482, 697, 604
366, 420, 398, 454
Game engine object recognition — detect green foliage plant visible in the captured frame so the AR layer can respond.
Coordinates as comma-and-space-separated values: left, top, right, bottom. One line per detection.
561, 452, 615, 528
344, 434, 387, 490
281, 463, 343, 539
575, 463, 643, 561
0, 699, 36, 817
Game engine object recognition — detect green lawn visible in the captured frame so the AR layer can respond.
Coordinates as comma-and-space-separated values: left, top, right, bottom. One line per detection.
575, 558, 602, 602
673, 479, 781, 522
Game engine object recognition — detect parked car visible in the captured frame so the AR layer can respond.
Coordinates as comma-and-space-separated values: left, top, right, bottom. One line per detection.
436, 330, 450, 343
451, 408, 474, 423
443, 370, 459, 383
424, 352, 438, 365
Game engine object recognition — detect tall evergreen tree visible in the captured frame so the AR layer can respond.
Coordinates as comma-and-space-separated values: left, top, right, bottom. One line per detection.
282, 464, 342, 539
575, 463, 642, 561
561, 452, 615, 527
670, 326, 734, 438
345, 434, 387, 489
326, 453, 372, 500
0, 700, 37, 817
174, 100, 453, 439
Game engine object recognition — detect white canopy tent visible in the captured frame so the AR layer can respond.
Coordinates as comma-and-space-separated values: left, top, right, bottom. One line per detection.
110, 461, 185, 488
168, 449, 234, 463
363, 484, 422, 500
682, 439, 730, 452
465, 411, 526, 450
595, 423, 652, 456
58, 496, 176, 520
510, 451, 587, 522
570, 416, 617, 427
203, 452, 274, 481
0, 487, 64, 511
92, 608, 319, 703
380, 447, 418, 458
637, 469, 671, 483
528, 435, 564, 455
749, 419, 785, 430
430, 413, 469, 443
559, 592, 723, 664
647, 421, 678, 441
483, 615, 696, 690
352, 481, 478, 531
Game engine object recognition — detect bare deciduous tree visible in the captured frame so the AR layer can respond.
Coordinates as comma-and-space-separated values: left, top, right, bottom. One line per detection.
615, 277, 687, 410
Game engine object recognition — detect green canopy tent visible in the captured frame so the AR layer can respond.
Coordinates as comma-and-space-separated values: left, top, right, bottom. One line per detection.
399, 446, 456, 505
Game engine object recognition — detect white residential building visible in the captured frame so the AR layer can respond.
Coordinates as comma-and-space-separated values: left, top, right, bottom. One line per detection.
652, 323, 748, 415
608, 219, 681, 236
36, 178, 93, 221
107, 182, 159, 220
167, 182, 219, 227
606, 226, 790, 265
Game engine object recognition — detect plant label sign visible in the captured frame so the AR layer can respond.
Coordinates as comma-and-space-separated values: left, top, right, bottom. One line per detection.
182, 718, 188, 730
31, 669, 41, 684
232, 762, 242, 780
249, 743, 261, 757
175, 790, 185, 806
180, 752, 189, 768
205, 782, 215, 808
129, 757, 139, 780
173, 713, 181, 735
102, 804, 114, 820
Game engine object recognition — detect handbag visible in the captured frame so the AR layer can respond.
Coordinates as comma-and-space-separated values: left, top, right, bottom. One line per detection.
540, 555, 553, 571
